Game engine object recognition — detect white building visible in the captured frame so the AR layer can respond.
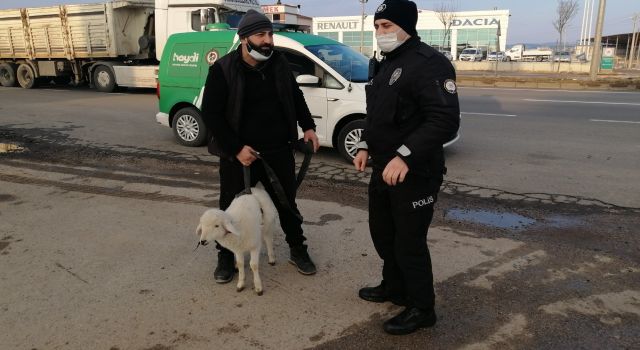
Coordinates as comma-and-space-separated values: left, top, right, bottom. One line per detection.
313, 9, 510, 59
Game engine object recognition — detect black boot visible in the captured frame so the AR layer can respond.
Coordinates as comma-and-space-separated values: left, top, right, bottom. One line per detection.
358, 281, 407, 306
214, 252, 235, 284
288, 245, 317, 275
383, 307, 437, 335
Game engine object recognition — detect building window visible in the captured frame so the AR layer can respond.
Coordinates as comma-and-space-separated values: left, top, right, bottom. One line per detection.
317, 31, 339, 41
342, 31, 373, 57
418, 29, 450, 50
457, 28, 499, 51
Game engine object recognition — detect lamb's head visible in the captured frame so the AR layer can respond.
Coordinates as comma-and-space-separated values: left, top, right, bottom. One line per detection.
196, 209, 239, 246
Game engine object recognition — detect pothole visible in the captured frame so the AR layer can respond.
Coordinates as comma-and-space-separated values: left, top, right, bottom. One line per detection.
0, 143, 26, 153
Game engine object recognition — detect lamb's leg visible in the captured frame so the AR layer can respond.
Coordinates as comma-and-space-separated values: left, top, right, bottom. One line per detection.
235, 252, 245, 292
250, 249, 263, 295
264, 229, 276, 265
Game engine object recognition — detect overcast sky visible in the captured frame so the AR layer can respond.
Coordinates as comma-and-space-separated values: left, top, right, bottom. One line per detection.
1, 0, 636, 44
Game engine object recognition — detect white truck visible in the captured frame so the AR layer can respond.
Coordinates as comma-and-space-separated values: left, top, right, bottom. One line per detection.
505, 44, 552, 62
0, 0, 260, 91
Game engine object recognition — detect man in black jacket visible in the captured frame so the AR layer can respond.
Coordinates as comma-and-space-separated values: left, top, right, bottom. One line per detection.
353, 0, 460, 335
201, 10, 320, 282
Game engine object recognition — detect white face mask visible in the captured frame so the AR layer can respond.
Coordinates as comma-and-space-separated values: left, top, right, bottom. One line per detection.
376, 31, 403, 53
246, 40, 273, 61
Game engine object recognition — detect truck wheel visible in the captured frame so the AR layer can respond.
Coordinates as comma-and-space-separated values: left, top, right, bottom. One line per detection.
17, 64, 38, 89
0, 63, 18, 87
536, 56, 543, 62
93, 65, 117, 92
172, 107, 207, 147
337, 119, 366, 162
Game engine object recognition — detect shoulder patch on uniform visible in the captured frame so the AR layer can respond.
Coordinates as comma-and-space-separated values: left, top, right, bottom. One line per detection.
444, 79, 457, 94
389, 68, 402, 86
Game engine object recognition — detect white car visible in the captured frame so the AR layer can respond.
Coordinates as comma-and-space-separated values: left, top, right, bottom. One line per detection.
458, 48, 483, 61
487, 51, 506, 61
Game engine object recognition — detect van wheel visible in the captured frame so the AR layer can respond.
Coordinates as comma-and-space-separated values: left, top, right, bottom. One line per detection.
93, 65, 117, 92
337, 119, 366, 163
0, 63, 18, 87
17, 64, 38, 89
173, 107, 207, 147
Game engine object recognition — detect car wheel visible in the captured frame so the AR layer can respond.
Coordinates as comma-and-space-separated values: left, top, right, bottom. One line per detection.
0, 63, 18, 87
17, 64, 38, 89
93, 65, 117, 92
172, 107, 207, 147
337, 119, 366, 163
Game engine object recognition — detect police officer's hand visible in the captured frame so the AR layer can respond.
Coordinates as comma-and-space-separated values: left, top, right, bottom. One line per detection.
236, 145, 258, 166
353, 150, 368, 172
382, 156, 409, 186
303, 129, 320, 153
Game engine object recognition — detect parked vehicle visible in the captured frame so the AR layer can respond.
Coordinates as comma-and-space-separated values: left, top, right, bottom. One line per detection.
0, 0, 260, 91
486, 51, 506, 61
155, 29, 460, 162
553, 51, 572, 62
505, 44, 552, 62
458, 48, 483, 61
439, 50, 453, 61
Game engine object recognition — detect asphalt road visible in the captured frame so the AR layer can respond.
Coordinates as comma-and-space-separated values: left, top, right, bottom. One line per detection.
1, 85, 638, 208
1, 85, 639, 350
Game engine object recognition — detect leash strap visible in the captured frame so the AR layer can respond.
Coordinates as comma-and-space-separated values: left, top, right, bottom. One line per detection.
295, 139, 314, 189
242, 166, 252, 195
250, 150, 305, 222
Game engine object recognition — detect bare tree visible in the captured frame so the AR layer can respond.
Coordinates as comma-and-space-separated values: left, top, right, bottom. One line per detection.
434, 1, 458, 51
552, 0, 580, 51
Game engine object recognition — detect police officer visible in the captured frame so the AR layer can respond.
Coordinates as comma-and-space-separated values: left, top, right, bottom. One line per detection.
353, 0, 460, 335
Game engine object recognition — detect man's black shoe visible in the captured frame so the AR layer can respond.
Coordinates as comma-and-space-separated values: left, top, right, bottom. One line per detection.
358, 282, 408, 306
383, 307, 437, 335
288, 245, 317, 275
214, 252, 235, 284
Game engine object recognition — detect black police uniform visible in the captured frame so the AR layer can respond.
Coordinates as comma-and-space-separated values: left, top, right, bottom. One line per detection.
359, 36, 460, 311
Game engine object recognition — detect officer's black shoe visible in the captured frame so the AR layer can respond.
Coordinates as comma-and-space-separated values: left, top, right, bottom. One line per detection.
358, 282, 408, 306
214, 252, 235, 284
383, 307, 437, 335
288, 245, 317, 275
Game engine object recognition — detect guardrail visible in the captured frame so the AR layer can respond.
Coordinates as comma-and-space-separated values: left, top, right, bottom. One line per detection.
453, 61, 591, 73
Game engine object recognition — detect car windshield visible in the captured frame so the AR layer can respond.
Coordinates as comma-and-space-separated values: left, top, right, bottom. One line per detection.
462, 49, 476, 54
305, 44, 369, 83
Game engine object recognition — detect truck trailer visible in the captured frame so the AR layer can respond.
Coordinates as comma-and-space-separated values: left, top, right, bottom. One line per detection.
505, 44, 553, 62
0, 0, 260, 91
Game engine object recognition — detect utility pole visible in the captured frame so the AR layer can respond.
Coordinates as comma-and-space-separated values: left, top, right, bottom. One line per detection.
589, 0, 606, 80
629, 13, 639, 69
359, 0, 368, 55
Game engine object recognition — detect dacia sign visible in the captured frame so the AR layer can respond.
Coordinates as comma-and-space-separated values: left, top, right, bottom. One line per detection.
451, 18, 500, 27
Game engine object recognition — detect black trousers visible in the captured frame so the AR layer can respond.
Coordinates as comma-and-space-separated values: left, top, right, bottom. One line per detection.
368, 169, 442, 311
216, 149, 305, 258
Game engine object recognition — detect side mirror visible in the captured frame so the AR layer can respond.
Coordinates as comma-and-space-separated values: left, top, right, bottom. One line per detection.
296, 74, 320, 87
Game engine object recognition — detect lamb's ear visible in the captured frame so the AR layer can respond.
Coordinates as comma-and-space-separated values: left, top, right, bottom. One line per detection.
223, 216, 240, 235
196, 223, 202, 237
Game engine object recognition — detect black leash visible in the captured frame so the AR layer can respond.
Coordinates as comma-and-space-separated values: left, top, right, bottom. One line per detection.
239, 141, 314, 222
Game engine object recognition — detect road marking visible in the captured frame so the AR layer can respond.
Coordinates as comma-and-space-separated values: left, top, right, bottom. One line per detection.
590, 119, 640, 124
462, 112, 518, 117
460, 86, 640, 94
524, 98, 640, 106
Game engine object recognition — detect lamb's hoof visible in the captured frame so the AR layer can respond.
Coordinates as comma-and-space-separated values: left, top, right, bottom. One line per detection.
256, 290, 263, 296
268, 261, 276, 266
236, 286, 244, 292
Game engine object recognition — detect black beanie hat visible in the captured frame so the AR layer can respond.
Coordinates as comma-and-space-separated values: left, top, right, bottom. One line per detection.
237, 9, 273, 38
373, 0, 418, 37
